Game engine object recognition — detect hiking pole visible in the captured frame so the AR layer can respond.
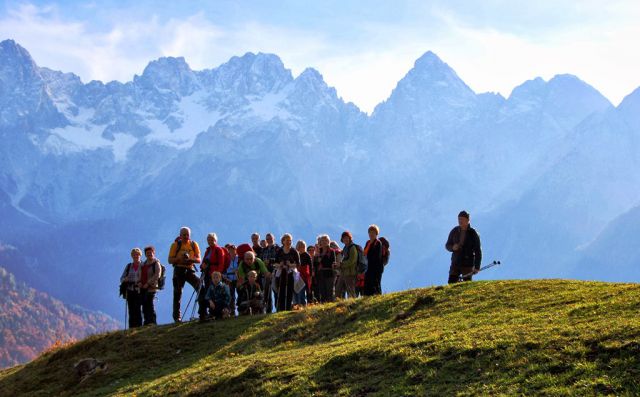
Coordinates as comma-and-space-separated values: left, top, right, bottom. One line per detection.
190, 272, 206, 321
273, 266, 280, 312
461, 260, 502, 280
183, 288, 195, 318
124, 289, 128, 330
263, 270, 272, 313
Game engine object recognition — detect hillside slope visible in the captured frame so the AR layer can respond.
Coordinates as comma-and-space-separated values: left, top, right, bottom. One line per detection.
0, 266, 119, 368
1, 280, 639, 396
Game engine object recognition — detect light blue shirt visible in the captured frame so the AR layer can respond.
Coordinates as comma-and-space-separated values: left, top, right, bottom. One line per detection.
226, 256, 239, 281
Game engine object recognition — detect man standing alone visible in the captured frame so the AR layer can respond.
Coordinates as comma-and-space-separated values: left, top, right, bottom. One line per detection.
445, 211, 482, 283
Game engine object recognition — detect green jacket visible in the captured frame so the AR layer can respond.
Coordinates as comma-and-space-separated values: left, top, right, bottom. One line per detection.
340, 245, 358, 277
238, 257, 269, 279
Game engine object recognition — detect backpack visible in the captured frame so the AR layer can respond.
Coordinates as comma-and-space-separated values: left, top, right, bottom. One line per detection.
353, 244, 368, 274
380, 237, 391, 266
236, 243, 253, 260
119, 263, 132, 299
221, 247, 230, 272
150, 261, 166, 290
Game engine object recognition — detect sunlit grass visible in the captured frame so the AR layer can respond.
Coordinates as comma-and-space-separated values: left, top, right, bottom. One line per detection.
1, 280, 639, 396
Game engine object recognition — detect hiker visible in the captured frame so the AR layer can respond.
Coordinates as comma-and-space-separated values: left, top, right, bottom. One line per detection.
238, 251, 270, 284
275, 233, 300, 311
140, 246, 161, 325
330, 241, 343, 297
316, 235, 337, 302
260, 233, 279, 313
204, 271, 231, 320
168, 227, 201, 323
198, 233, 227, 321
445, 210, 482, 283
336, 231, 357, 299
120, 248, 143, 328
224, 244, 239, 315
307, 240, 320, 303
364, 225, 384, 296
251, 233, 263, 258
295, 240, 312, 306
237, 270, 264, 315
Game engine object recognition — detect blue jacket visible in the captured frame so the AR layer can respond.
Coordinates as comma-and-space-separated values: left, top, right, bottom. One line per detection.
205, 281, 231, 307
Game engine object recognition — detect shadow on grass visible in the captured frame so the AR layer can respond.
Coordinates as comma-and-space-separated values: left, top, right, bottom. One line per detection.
220, 297, 391, 355
0, 316, 259, 397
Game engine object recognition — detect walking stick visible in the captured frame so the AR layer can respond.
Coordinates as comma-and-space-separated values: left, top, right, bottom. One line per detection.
274, 264, 281, 312
460, 260, 502, 281
124, 289, 128, 330
263, 267, 272, 313
189, 271, 206, 321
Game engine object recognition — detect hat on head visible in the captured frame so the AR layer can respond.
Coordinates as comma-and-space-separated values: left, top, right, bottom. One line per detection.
458, 210, 470, 219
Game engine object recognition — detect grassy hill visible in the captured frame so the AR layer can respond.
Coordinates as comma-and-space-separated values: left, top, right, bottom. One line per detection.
1, 279, 639, 396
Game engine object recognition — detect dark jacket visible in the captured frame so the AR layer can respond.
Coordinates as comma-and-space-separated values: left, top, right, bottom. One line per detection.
237, 281, 263, 307
365, 239, 384, 273
445, 226, 482, 269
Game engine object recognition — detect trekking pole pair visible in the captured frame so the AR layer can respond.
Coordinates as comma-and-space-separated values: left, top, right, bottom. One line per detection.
182, 271, 204, 321
190, 271, 207, 321
460, 260, 502, 280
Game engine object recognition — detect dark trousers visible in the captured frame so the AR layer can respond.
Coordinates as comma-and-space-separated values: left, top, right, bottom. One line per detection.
276, 272, 294, 311
311, 275, 319, 302
126, 289, 142, 328
364, 268, 383, 296
226, 280, 237, 315
210, 300, 229, 319
448, 264, 474, 284
197, 279, 211, 319
317, 270, 335, 303
172, 266, 200, 321
239, 298, 264, 315
263, 277, 274, 313
141, 289, 157, 325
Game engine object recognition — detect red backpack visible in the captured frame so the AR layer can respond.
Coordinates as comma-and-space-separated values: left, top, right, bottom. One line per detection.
236, 243, 253, 260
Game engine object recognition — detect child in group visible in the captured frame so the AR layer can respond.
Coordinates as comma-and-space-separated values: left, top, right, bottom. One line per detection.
237, 270, 265, 315
204, 271, 231, 320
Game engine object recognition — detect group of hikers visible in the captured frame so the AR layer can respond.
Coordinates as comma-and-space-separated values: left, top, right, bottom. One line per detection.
119, 210, 481, 328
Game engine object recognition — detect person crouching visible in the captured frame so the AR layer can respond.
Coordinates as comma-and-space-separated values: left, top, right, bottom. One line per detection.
204, 271, 231, 321
237, 270, 264, 315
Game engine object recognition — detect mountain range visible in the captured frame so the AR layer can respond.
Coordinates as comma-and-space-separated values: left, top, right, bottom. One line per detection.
1, 38, 639, 328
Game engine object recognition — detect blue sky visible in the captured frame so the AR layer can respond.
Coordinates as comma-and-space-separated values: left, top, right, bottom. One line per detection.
1, 0, 639, 112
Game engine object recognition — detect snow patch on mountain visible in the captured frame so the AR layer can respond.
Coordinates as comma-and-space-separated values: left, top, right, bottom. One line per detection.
144, 92, 221, 149
44, 107, 138, 161
248, 89, 293, 121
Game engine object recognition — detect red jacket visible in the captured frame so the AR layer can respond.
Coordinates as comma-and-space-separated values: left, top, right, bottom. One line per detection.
203, 245, 228, 275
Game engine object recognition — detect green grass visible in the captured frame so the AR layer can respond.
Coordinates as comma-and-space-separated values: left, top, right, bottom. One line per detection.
1, 279, 640, 396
